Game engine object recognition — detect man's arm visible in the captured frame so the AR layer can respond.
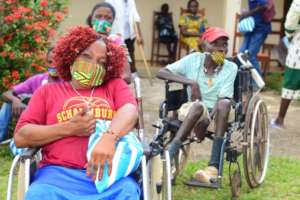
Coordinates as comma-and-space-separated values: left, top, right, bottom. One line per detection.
241, 4, 268, 20
157, 68, 201, 101
2, 90, 27, 117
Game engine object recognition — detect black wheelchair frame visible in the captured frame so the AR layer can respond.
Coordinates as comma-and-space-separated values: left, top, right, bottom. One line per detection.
152, 53, 270, 198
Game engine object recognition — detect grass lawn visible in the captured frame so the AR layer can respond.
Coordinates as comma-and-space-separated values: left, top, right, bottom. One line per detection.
1, 145, 300, 200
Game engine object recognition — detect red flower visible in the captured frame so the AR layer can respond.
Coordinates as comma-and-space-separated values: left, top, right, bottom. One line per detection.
33, 35, 42, 43
4, 34, 13, 41
54, 11, 64, 22
0, 38, 3, 46
25, 25, 33, 31
0, 6, 4, 11
1, 51, 8, 57
18, 7, 32, 14
4, 15, 15, 23
40, 10, 49, 16
11, 70, 19, 80
40, 0, 48, 7
9, 52, 15, 59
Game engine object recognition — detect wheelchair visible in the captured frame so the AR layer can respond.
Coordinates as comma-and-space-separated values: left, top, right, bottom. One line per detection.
152, 52, 270, 198
6, 77, 173, 200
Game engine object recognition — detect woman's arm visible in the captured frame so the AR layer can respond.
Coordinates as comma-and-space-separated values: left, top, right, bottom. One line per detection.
14, 108, 96, 148
179, 26, 201, 37
87, 103, 138, 180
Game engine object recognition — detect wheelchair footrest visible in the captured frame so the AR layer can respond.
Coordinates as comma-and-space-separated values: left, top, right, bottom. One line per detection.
184, 178, 220, 189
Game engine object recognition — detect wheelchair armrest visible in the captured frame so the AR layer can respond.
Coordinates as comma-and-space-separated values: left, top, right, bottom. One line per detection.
20, 148, 40, 160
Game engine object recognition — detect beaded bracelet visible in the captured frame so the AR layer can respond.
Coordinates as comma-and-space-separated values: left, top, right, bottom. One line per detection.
104, 129, 120, 141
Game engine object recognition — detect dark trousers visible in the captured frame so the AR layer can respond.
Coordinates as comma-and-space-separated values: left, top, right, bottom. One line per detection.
125, 38, 136, 73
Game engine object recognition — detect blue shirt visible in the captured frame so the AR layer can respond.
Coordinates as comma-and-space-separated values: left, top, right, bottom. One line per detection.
166, 52, 238, 109
248, 0, 272, 33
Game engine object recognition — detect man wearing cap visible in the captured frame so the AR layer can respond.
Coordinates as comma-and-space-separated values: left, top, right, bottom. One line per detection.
157, 27, 238, 185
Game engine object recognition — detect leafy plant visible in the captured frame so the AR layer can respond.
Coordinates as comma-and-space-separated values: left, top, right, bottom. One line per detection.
0, 0, 68, 92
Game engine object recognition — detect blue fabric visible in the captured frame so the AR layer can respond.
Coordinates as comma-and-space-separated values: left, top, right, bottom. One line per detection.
25, 165, 140, 200
0, 103, 12, 142
248, 0, 271, 33
239, 31, 269, 75
9, 139, 27, 156
239, 16, 255, 33
87, 120, 143, 193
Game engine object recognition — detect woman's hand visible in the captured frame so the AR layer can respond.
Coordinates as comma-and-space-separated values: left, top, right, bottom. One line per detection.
86, 133, 117, 181
190, 81, 201, 101
12, 99, 26, 118
66, 108, 96, 137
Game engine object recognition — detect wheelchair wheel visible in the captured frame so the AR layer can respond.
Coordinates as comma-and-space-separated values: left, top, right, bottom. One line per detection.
149, 151, 172, 200
243, 95, 269, 188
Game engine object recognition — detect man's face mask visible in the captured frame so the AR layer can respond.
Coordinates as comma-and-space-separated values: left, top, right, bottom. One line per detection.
92, 19, 112, 35
211, 51, 226, 66
48, 67, 58, 77
71, 60, 106, 87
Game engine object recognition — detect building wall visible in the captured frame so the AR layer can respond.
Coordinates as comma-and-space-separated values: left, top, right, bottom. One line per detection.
58, 0, 225, 60
58, 0, 285, 60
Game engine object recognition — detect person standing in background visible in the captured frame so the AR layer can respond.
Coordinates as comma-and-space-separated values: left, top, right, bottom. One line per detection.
105, 0, 144, 78
272, 0, 300, 128
239, 0, 275, 76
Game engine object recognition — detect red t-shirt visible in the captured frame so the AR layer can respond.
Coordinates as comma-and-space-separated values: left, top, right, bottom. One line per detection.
15, 79, 137, 169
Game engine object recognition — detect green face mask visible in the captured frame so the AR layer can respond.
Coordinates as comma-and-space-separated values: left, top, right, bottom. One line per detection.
71, 60, 106, 87
211, 51, 226, 66
92, 19, 112, 34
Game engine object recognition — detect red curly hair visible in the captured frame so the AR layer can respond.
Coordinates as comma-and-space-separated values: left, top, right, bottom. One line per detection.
53, 26, 126, 82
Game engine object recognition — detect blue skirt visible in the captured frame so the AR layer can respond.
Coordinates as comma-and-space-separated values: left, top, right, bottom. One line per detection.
25, 165, 140, 200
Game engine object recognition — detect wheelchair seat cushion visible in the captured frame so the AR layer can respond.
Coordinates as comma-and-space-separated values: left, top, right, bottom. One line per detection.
87, 120, 143, 193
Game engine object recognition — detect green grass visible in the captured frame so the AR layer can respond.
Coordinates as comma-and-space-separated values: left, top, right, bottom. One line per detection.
173, 157, 300, 200
1, 145, 300, 200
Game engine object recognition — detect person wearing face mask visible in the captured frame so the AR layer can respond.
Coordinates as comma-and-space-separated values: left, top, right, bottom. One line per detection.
105, 0, 143, 79
14, 26, 140, 200
179, 0, 208, 52
86, 2, 132, 83
0, 48, 61, 144
157, 27, 238, 185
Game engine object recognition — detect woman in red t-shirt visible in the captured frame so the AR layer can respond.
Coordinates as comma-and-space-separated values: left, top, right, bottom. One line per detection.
14, 26, 139, 200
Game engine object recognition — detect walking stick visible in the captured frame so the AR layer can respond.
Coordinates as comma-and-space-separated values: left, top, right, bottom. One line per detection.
133, 22, 153, 85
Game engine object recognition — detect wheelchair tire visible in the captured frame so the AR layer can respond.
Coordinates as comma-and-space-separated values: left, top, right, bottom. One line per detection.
149, 151, 172, 200
243, 95, 270, 188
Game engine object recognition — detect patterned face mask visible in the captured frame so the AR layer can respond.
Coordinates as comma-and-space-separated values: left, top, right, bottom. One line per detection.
48, 67, 58, 77
211, 51, 226, 66
92, 19, 112, 34
71, 60, 106, 87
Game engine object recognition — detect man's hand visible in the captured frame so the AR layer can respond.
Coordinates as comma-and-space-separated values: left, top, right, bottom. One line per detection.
136, 37, 144, 46
86, 133, 116, 181
65, 107, 96, 137
190, 81, 201, 101
12, 99, 26, 118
